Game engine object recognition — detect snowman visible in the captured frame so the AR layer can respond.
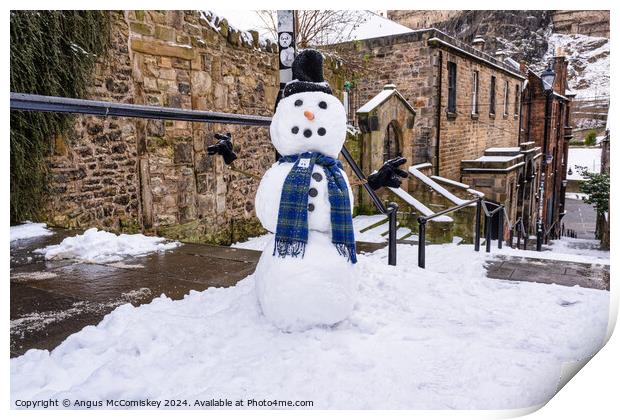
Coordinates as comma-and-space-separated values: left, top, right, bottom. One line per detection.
208, 49, 407, 332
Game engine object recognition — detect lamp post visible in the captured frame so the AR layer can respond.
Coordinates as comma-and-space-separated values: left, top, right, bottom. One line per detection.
536, 64, 555, 251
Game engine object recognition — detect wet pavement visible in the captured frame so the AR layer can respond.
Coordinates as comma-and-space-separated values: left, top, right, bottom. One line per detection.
563, 198, 597, 239
486, 256, 609, 291
10, 229, 260, 357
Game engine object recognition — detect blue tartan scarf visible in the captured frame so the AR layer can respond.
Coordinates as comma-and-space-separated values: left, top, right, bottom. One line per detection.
274, 152, 357, 264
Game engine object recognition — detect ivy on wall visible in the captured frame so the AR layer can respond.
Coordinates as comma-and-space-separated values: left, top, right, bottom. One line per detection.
10, 11, 111, 223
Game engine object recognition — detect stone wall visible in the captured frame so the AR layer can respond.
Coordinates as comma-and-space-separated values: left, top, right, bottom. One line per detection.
44, 11, 282, 244
43, 10, 354, 244
552, 10, 610, 38
46, 14, 141, 231
435, 46, 522, 179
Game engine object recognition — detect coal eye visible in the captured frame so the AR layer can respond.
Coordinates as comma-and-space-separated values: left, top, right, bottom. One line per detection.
318, 127, 326, 136
294, 99, 303, 107
318, 101, 327, 109
291, 126, 299, 134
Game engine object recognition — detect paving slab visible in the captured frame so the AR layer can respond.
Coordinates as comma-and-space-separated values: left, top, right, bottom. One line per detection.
486, 255, 609, 291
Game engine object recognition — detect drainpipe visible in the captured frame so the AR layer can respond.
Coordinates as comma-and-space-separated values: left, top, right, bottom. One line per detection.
434, 50, 443, 176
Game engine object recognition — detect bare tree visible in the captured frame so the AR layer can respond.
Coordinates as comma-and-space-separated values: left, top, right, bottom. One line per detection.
256, 10, 370, 47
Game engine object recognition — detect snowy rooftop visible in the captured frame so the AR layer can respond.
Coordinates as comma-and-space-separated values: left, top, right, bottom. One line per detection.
485, 147, 521, 153
357, 84, 415, 114
474, 155, 522, 162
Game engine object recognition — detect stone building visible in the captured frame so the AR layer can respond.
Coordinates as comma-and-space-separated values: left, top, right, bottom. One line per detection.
520, 55, 573, 237
333, 29, 535, 236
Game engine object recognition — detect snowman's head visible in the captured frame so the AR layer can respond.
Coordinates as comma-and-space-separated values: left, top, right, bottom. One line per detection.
270, 49, 346, 159
271, 91, 346, 159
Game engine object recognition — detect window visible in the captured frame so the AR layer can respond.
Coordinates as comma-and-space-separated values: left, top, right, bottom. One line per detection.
490, 75, 496, 115
447, 61, 457, 113
472, 70, 479, 115
514, 84, 520, 116
503, 80, 509, 116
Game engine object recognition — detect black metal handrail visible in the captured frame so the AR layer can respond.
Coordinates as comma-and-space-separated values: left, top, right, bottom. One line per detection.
416, 196, 481, 268
480, 201, 505, 253
11, 92, 398, 265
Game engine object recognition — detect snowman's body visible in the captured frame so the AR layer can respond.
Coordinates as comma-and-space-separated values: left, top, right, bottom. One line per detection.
254, 86, 357, 332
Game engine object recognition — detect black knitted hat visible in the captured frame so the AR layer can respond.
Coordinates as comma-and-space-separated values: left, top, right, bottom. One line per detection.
283, 49, 333, 98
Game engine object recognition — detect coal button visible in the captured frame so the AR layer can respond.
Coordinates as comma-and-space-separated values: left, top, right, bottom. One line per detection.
312, 172, 323, 182
308, 203, 315, 212
308, 188, 318, 197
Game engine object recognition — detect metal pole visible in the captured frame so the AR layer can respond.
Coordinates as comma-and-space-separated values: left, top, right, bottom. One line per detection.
497, 207, 503, 249
485, 215, 492, 253
276, 10, 296, 107
516, 224, 521, 249
10, 93, 272, 126
388, 203, 398, 266
537, 89, 552, 251
474, 197, 482, 252
418, 217, 426, 269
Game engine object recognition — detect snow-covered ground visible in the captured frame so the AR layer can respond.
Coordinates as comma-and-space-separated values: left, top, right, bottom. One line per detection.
10, 222, 53, 242
493, 237, 609, 266
567, 147, 602, 180
36, 228, 180, 264
11, 242, 609, 409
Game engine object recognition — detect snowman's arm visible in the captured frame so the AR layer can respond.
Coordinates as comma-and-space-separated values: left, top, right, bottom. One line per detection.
255, 163, 283, 233
340, 169, 355, 215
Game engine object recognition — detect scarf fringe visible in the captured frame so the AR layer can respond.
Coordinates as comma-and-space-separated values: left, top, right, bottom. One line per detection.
334, 243, 358, 264
273, 239, 307, 259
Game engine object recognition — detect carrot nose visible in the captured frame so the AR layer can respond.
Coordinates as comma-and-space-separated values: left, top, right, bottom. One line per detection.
304, 110, 315, 121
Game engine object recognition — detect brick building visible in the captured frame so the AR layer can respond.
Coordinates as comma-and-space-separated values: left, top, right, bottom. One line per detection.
520, 55, 573, 237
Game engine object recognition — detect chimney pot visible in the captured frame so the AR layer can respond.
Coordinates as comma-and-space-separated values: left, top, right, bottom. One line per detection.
472, 36, 486, 51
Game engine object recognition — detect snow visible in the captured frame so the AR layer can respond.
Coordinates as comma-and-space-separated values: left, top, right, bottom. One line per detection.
388, 186, 453, 222
255, 231, 356, 331
492, 237, 609, 266
475, 155, 522, 162
567, 147, 601, 180
485, 147, 521, 153
36, 228, 180, 264
345, 13, 413, 42
409, 164, 475, 206
544, 33, 609, 100
11, 221, 53, 242
431, 175, 469, 189
11, 243, 609, 409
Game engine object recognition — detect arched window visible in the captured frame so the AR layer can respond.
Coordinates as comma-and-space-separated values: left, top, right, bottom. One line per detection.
383, 121, 401, 162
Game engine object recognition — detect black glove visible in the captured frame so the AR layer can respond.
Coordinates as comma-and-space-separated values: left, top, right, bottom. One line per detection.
367, 157, 408, 190
207, 132, 237, 165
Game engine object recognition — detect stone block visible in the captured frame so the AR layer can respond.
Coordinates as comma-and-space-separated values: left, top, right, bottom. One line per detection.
131, 38, 196, 61
174, 142, 193, 164
155, 25, 175, 42
130, 21, 153, 36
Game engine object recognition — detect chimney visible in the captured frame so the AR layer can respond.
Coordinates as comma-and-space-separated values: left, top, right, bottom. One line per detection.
552, 55, 568, 94
495, 51, 506, 63
472, 36, 485, 51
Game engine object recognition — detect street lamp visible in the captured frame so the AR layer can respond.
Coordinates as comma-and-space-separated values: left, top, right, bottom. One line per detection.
536, 64, 555, 251
541, 65, 555, 92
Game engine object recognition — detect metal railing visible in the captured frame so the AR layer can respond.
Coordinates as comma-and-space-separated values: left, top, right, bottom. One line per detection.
11, 92, 399, 265
480, 201, 505, 253
417, 196, 481, 268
